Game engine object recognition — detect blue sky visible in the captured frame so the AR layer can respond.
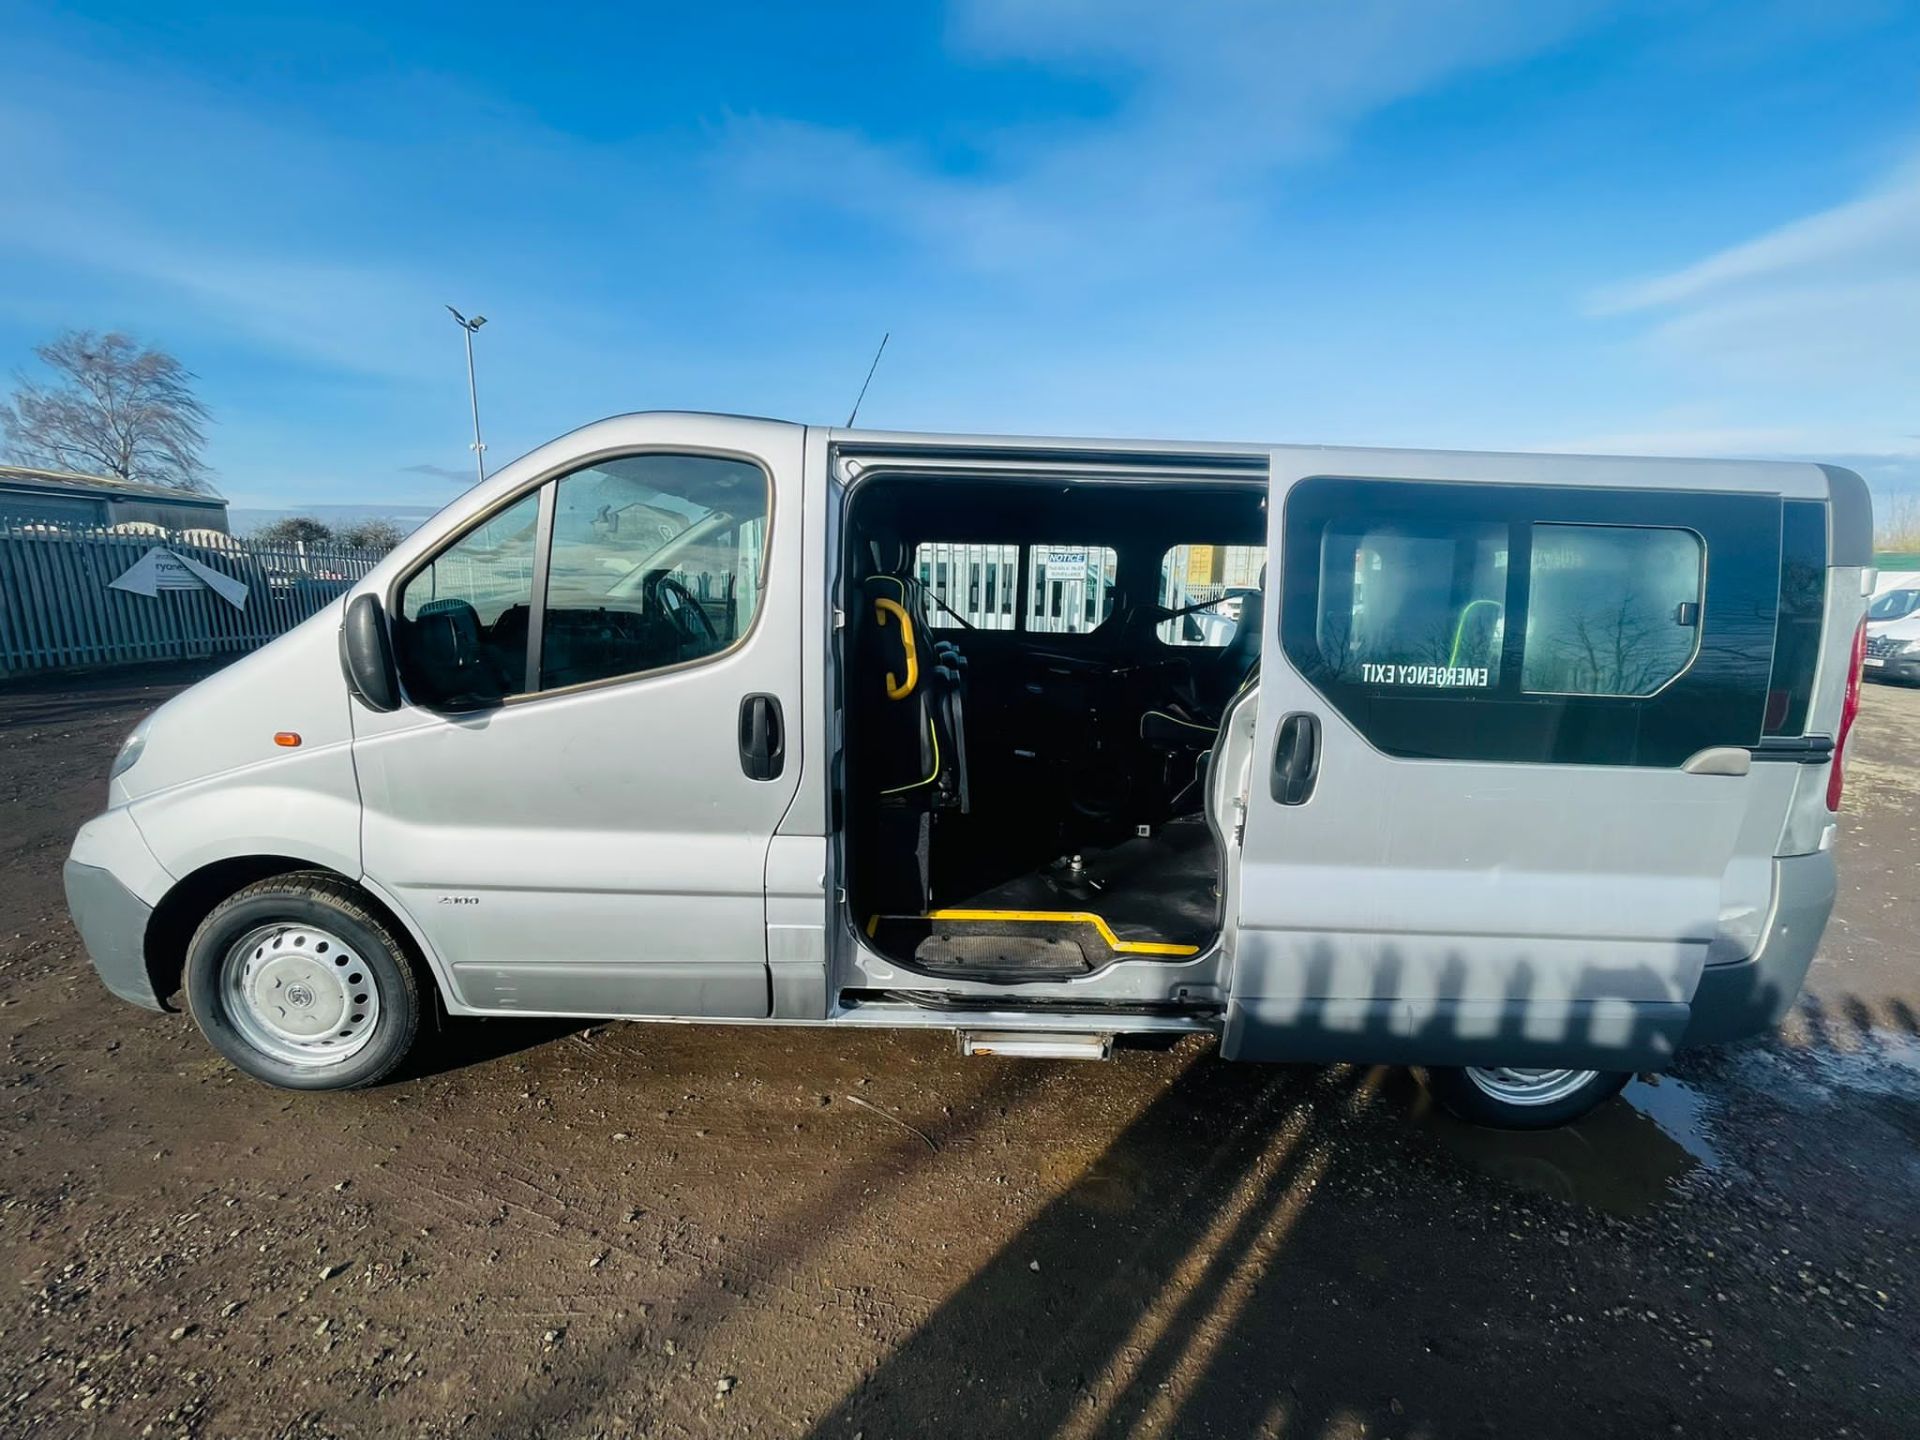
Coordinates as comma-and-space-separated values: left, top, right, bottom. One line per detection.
2, 0, 1918, 511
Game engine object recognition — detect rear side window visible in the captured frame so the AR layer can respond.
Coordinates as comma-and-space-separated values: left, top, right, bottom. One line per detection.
1281, 476, 1781, 766
1317, 522, 1506, 687
1025, 545, 1117, 634
1765, 500, 1826, 735
1522, 525, 1702, 697
912, 542, 1020, 629
1157, 543, 1266, 645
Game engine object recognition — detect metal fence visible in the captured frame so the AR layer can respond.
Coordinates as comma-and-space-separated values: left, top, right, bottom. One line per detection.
0, 524, 386, 676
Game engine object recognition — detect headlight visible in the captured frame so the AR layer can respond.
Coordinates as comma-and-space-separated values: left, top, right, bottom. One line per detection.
1903, 639, 1920, 656
110, 726, 148, 780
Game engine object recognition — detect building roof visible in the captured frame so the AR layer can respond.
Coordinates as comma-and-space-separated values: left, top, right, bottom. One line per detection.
0, 465, 225, 506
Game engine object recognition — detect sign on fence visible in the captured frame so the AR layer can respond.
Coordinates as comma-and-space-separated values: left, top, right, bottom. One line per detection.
1042, 546, 1091, 581
1, 525, 386, 676
109, 546, 250, 609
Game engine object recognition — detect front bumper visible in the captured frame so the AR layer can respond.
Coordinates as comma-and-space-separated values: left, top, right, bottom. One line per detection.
1682, 850, 1836, 1047
1862, 653, 1920, 683
63, 858, 163, 1011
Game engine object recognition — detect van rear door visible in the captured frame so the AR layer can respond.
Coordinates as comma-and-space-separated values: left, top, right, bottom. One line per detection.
1226, 448, 1823, 1071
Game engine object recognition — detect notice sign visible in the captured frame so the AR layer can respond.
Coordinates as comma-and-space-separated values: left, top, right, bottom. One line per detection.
1359, 662, 1490, 688
1043, 546, 1091, 581
110, 546, 249, 611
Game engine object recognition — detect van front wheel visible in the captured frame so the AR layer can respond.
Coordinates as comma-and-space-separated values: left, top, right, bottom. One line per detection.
1421, 1065, 1630, 1131
184, 873, 421, 1091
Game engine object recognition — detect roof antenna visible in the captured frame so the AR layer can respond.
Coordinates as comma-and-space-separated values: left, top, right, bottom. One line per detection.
845, 332, 890, 428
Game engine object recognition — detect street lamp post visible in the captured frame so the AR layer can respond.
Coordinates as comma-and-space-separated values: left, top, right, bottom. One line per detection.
446, 306, 488, 486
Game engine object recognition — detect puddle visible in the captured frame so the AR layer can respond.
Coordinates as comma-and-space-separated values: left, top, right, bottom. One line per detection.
1396, 1070, 1721, 1216
1618, 1074, 1723, 1170
1742, 1029, 1920, 1103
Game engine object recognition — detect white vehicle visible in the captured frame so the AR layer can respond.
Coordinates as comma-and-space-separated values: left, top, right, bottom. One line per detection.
1864, 570, 1920, 682
67, 415, 1873, 1129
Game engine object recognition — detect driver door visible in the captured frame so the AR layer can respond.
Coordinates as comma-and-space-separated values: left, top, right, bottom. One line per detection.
350, 415, 805, 1018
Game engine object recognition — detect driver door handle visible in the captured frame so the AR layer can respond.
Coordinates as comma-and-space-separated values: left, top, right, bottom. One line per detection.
739, 694, 785, 781
1271, 711, 1320, 805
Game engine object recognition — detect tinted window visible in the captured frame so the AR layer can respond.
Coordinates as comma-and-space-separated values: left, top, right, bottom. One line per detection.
1157, 543, 1266, 645
395, 490, 540, 708
1765, 500, 1827, 735
1522, 524, 1702, 696
913, 542, 1020, 629
1280, 476, 1781, 767
1316, 523, 1506, 688
540, 454, 768, 690
1025, 545, 1117, 634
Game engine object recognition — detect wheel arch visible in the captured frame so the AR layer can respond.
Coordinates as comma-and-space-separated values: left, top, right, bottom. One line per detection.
144, 857, 439, 1012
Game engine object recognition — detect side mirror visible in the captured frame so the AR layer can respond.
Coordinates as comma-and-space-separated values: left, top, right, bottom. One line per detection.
341, 593, 402, 712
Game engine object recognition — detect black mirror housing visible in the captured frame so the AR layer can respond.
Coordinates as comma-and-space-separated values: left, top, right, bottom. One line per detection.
341, 593, 402, 712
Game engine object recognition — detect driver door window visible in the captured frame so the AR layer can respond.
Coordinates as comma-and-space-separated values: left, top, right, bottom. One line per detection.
394, 490, 540, 708
541, 454, 769, 691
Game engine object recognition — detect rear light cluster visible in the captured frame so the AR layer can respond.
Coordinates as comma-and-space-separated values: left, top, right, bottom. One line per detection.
1828, 618, 1867, 811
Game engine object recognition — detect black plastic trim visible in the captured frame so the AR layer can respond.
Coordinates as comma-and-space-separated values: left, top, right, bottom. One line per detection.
1749, 736, 1835, 762
63, 860, 162, 1012
1816, 464, 1874, 567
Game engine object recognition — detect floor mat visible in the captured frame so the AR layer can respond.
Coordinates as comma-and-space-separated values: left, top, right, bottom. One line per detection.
867, 911, 1192, 979
937, 814, 1220, 948
865, 815, 1222, 977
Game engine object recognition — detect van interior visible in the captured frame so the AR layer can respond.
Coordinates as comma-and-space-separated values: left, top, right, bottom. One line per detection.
842, 474, 1267, 983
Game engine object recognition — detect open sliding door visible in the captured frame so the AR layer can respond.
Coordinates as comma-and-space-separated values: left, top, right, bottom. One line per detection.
1227, 446, 1795, 1071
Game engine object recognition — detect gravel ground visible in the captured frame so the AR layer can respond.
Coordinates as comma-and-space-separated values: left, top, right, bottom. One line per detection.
0, 662, 1915, 1440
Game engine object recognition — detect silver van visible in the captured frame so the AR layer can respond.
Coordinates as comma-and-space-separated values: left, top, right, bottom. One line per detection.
64, 415, 1874, 1129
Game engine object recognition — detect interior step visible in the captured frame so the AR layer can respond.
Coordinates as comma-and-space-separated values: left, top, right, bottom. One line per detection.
958, 1029, 1114, 1061
867, 907, 1203, 981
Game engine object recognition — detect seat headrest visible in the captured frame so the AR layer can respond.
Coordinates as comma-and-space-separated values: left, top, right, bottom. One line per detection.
868, 538, 910, 575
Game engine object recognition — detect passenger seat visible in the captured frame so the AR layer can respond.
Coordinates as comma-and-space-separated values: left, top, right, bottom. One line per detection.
1141, 578, 1264, 745
854, 542, 972, 912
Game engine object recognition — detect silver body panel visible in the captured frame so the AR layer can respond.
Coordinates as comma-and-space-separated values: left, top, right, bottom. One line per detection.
350, 414, 808, 1018
62, 412, 1865, 1068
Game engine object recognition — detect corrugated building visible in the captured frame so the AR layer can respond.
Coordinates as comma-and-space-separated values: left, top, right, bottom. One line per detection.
0, 466, 228, 533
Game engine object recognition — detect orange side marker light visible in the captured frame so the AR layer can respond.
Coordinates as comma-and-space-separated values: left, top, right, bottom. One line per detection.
273, 732, 303, 748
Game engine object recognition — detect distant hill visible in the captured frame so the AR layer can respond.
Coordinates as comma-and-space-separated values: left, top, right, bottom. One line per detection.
228, 503, 441, 539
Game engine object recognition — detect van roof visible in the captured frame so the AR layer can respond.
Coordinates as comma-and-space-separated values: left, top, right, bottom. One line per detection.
543, 411, 1877, 566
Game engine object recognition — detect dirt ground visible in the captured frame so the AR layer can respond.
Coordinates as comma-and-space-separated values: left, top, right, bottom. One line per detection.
1, 663, 1916, 1440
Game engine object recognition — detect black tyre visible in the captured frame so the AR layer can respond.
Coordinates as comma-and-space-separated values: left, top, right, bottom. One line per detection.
1421, 1065, 1630, 1131
184, 872, 421, 1091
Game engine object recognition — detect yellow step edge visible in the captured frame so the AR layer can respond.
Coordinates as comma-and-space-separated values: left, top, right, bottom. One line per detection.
922, 907, 1201, 957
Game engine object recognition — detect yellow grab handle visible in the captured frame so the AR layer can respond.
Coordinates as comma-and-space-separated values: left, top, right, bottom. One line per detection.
874, 597, 918, 699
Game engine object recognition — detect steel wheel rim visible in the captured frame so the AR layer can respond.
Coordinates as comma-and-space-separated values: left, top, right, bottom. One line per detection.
1463, 1066, 1597, 1108
221, 923, 380, 1068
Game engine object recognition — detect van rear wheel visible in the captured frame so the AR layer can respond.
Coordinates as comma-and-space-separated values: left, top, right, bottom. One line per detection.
185, 873, 421, 1091
1421, 1065, 1629, 1131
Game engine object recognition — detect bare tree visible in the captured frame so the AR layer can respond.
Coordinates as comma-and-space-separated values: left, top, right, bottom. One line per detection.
1531, 589, 1683, 695
0, 330, 213, 492
1878, 492, 1920, 552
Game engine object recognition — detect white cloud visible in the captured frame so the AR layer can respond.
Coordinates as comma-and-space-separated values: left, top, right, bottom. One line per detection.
1592, 159, 1920, 393
1596, 162, 1920, 313
721, 0, 1598, 280
5, 207, 442, 382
